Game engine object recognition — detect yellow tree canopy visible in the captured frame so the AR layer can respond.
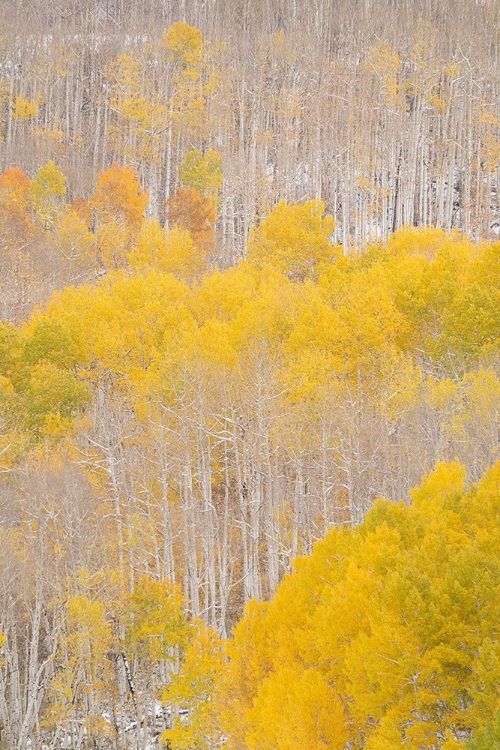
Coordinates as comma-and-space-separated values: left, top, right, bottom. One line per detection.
216, 461, 500, 749
246, 200, 338, 281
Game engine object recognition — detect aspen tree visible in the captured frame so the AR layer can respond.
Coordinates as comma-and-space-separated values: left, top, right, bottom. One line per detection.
91, 164, 149, 270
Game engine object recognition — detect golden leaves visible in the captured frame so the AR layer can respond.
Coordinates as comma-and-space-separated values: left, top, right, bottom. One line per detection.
218, 461, 500, 748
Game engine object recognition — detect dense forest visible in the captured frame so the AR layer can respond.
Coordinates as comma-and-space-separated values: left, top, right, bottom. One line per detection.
0, 0, 499, 260
0, 1, 499, 748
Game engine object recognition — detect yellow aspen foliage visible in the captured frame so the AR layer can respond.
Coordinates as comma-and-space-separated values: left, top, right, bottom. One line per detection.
0, 375, 24, 465
364, 40, 401, 78
44, 592, 114, 741
116, 95, 156, 126
91, 164, 149, 269
161, 224, 206, 282
0, 312, 90, 438
281, 285, 343, 398
217, 600, 274, 750
441, 732, 463, 750
375, 226, 490, 372
410, 460, 466, 509
192, 265, 258, 324
191, 317, 237, 370
129, 217, 168, 270
12, 96, 39, 120
246, 667, 348, 750
162, 22, 223, 140
53, 208, 96, 277
246, 200, 337, 281
93, 219, 129, 270
0, 321, 25, 421
106, 51, 143, 90
443, 241, 500, 362
216, 462, 500, 749
282, 261, 410, 396
467, 714, 500, 749
162, 21, 203, 67
427, 375, 458, 423
25, 361, 89, 432
385, 225, 462, 260
23, 315, 85, 369
272, 29, 298, 64
336, 273, 408, 381
30, 160, 67, 228
105, 52, 166, 162
444, 368, 500, 466
161, 622, 224, 750
363, 40, 404, 109
228, 268, 301, 355
124, 575, 189, 661
41, 270, 193, 393
66, 593, 112, 667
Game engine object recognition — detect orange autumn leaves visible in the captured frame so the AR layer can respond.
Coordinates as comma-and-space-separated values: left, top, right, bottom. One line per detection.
0, 159, 218, 283
91, 163, 216, 273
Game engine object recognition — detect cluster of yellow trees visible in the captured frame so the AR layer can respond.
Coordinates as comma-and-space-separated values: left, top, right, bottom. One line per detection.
1, 181, 498, 468
218, 461, 500, 749
0, 155, 220, 320
1, 4, 499, 746
0, 159, 499, 746
3, 463, 497, 747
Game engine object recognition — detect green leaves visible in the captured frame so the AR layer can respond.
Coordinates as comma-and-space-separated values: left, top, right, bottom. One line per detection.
179, 149, 223, 205
25, 362, 89, 431
467, 713, 500, 750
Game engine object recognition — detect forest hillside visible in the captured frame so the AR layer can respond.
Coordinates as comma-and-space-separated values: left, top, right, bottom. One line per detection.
0, 0, 499, 264
0, 2, 499, 749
